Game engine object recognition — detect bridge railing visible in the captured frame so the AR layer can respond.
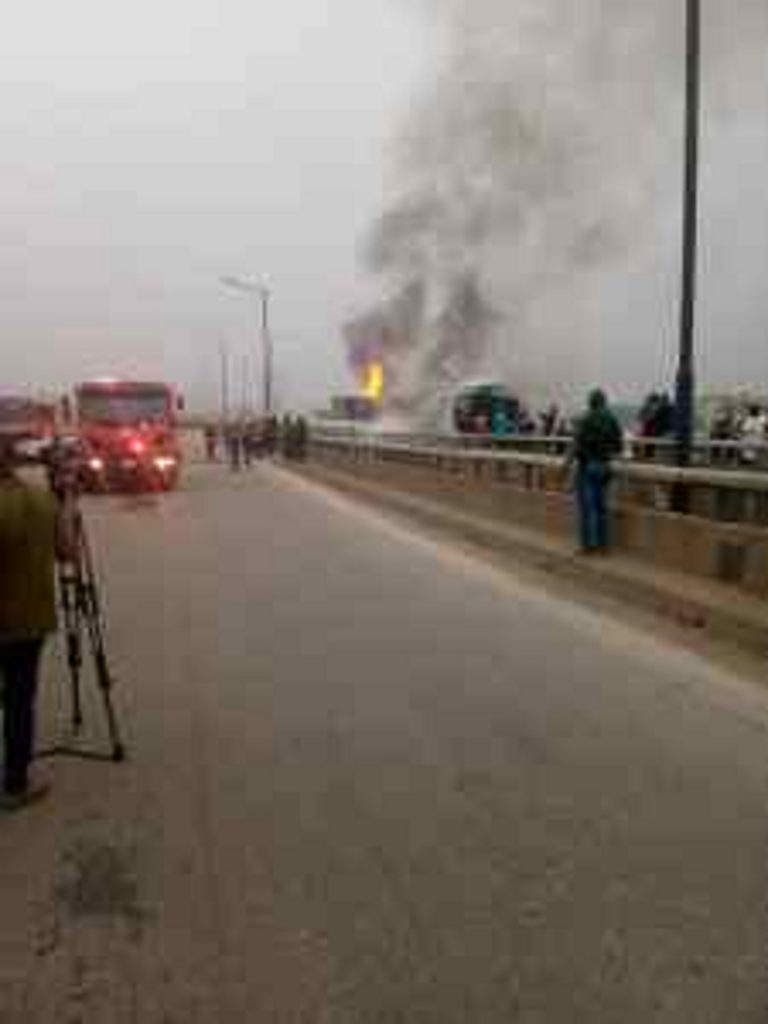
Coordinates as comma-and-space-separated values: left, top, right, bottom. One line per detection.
308, 430, 768, 529
309, 424, 768, 469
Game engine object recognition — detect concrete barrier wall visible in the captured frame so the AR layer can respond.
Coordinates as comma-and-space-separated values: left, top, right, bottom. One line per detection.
309, 442, 768, 600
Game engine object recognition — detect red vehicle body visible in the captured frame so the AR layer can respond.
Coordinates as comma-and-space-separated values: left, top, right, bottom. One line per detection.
0, 396, 57, 443
75, 380, 183, 492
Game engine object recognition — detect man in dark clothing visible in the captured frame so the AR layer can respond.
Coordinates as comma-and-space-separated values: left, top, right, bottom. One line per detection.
293, 417, 309, 462
0, 437, 74, 810
263, 415, 278, 459
242, 421, 257, 468
226, 424, 243, 472
203, 425, 218, 462
653, 393, 675, 439
280, 415, 295, 460
569, 389, 623, 553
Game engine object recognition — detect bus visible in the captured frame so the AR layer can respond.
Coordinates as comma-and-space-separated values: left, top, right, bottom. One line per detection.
452, 382, 526, 436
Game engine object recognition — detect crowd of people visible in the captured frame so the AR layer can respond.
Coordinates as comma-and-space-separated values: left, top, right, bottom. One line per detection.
709, 402, 766, 442
636, 392, 675, 442
709, 402, 768, 464
473, 389, 768, 459
203, 414, 309, 471
635, 390, 768, 458
463, 403, 572, 439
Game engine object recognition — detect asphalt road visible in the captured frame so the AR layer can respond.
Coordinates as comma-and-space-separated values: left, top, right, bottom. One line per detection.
2, 464, 768, 1022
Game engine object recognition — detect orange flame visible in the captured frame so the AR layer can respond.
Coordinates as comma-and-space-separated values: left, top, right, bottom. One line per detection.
362, 361, 385, 404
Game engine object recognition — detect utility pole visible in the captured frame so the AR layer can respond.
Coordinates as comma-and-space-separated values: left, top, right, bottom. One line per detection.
674, 0, 701, 496
239, 354, 249, 420
260, 287, 273, 417
219, 341, 230, 430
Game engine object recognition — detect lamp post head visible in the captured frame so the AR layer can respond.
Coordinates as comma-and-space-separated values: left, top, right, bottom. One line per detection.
220, 275, 269, 299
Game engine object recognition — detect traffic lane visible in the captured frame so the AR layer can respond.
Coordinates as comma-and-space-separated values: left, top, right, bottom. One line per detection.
172, 468, 768, 1023
92, 466, 768, 1022
13, 464, 768, 1022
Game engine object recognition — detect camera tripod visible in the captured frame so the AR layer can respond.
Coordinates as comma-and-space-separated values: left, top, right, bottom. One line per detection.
40, 506, 127, 763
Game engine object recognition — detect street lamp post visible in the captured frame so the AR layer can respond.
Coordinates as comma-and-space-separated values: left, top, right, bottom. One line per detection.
674, 0, 701, 489
220, 276, 273, 417
239, 354, 250, 419
261, 288, 273, 417
219, 340, 230, 429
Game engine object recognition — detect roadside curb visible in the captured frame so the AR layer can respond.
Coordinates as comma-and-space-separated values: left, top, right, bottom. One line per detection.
290, 461, 768, 659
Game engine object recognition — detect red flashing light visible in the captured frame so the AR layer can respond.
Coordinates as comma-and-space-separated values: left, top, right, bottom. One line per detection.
128, 437, 146, 456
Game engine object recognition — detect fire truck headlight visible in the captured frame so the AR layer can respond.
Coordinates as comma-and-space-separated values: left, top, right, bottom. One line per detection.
88, 457, 105, 472
154, 455, 177, 471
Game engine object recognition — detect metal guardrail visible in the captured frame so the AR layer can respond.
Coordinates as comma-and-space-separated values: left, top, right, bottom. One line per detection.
308, 430, 768, 527
183, 416, 768, 470
309, 424, 768, 470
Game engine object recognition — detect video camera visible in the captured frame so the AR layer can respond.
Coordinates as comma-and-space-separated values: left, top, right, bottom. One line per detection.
45, 435, 86, 500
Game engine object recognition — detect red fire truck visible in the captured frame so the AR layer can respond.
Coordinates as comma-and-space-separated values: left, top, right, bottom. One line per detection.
75, 379, 183, 492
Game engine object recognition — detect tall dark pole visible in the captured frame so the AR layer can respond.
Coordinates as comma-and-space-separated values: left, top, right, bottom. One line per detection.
675, 0, 701, 476
261, 288, 273, 416
239, 354, 249, 419
219, 341, 230, 429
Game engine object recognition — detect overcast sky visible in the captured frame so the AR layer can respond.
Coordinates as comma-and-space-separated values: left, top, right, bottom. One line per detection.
3, 3, 767, 417
0, 0, 429, 411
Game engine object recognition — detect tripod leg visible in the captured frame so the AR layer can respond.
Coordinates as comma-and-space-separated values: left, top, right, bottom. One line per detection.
47, 507, 128, 764
97, 673, 126, 763
59, 573, 84, 732
82, 583, 127, 762
69, 637, 84, 732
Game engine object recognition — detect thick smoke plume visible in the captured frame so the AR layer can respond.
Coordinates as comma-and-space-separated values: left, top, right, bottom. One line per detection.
347, 1, 768, 425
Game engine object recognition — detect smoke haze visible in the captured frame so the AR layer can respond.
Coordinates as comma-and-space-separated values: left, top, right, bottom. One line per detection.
348, 1, 768, 422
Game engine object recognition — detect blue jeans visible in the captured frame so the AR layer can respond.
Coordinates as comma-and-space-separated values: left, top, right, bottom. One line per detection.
576, 461, 611, 551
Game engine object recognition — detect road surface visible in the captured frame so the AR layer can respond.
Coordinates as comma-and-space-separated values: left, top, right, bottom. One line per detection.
2, 464, 768, 1022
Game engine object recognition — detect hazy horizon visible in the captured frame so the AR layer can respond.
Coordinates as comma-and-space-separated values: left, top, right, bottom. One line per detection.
2, 2, 767, 419
0, 0, 431, 413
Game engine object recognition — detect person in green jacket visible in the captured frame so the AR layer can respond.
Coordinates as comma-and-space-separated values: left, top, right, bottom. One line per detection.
569, 389, 624, 553
0, 437, 74, 810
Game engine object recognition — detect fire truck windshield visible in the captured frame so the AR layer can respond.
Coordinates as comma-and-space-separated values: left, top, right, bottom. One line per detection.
78, 390, 170, 426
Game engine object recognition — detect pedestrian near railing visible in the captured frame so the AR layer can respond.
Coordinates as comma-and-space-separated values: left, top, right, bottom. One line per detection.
565, 390, 624, 555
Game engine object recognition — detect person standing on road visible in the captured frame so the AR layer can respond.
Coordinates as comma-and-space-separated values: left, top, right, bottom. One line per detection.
263, 415, 278, 459
567, 389, 624, 555
293, 416, 309, 462
203, 425, 217, 463
242, 421, 256, 469
280, 415, 294, 460
0, 437, 74, 811
226, 423, 243, 472
738, 405, 767, 466
491, 402, 509, 441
